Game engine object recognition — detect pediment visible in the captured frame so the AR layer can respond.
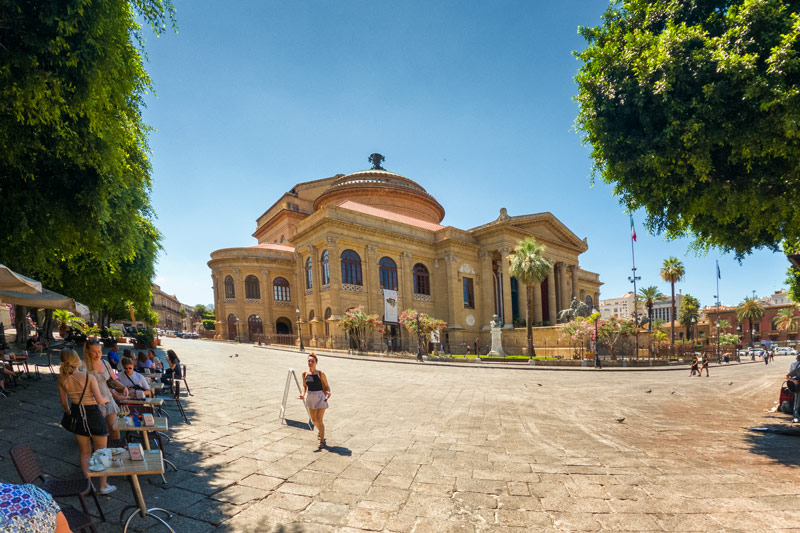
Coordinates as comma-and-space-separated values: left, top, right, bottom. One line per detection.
512, 215, 587, 252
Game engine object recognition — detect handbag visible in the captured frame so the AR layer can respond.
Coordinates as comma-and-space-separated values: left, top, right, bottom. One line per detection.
60, 374, 89, 433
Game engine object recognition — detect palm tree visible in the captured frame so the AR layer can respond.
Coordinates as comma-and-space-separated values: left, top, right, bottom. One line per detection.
737, 297, 765, 347
638, 286, 666, 331
660, 257, 685, 356
773, 307, 799, 332
678, 294, 700, 342
507, 237, 553, 358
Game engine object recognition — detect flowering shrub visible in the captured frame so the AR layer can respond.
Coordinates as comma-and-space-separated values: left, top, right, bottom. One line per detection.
598, 317, 635, 359
341, 305, 385, 352
399, 309, 446, 355
559, 316, 594, 358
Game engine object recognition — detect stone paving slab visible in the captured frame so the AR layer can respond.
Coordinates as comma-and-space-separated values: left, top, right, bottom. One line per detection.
0, 339, 799, 531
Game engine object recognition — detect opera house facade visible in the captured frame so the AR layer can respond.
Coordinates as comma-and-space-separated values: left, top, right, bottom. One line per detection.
208, 156, 602, 352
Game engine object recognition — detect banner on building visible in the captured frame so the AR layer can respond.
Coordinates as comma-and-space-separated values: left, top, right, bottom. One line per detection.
383, 289, 398, 323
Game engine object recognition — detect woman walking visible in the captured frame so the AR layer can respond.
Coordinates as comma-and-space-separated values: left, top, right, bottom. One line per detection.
57, 349, 115, 494
299, 353, 331, 449
689, 355, 699, 377
700, 355, 709, 377
80, 340, 127, 442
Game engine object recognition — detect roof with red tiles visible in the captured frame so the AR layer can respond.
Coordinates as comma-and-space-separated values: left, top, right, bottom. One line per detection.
336, 200, 445, 232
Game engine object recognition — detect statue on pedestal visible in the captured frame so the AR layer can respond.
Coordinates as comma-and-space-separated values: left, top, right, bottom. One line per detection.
487, 314, 505, 357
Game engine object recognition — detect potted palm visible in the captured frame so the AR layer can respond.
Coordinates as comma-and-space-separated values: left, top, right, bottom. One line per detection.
53, 310, 86, 338
86, 324, 101, 340
134, 328, 156, 350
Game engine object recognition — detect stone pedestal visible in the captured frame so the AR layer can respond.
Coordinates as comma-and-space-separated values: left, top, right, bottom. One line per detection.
487, 325, 505, 357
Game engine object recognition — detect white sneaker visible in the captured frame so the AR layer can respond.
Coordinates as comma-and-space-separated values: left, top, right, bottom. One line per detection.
98, 484, 116, 495
793, 418, 799, 424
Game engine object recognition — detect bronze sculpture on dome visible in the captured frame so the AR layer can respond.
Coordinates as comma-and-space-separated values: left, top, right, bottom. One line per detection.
368, 153, 385, 170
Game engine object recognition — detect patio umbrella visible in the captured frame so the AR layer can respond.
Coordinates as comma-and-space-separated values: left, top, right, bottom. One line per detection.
0, 287, 88, 315
0, 265, 42, 294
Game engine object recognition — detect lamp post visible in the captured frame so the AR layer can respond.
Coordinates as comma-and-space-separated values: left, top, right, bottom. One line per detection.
416, 312, 423, 361
235, 318, 241, 344
592, 308, 600, 368
296, 306, 304, 352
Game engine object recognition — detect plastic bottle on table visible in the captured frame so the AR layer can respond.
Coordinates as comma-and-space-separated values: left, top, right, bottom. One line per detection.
132, 409, 141, 427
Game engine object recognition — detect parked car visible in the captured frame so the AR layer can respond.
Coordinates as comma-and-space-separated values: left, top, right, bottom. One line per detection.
775, 347, 798, 356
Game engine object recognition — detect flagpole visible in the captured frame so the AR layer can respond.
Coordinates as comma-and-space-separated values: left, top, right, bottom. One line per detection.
628, 214, 641, 363
716, 260, 721, 363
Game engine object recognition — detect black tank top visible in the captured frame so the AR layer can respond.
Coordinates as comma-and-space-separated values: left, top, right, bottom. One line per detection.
305, 373, 323, 392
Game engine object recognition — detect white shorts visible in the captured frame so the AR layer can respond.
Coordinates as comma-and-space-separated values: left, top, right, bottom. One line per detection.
305, 390, 328, 410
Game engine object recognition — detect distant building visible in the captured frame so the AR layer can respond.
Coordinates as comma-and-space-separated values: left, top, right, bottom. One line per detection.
759, 289, 793, 306
695, 294, 800, 346
151, 284, 184, 331
650, 294, 683, 324
599, 292, 636, 319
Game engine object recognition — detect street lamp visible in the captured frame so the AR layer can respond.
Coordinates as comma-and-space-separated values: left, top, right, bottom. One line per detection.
416, 312, 423, 361
295, 306, 304, 352
235, 317, 241, 344
592, 308, 600, 367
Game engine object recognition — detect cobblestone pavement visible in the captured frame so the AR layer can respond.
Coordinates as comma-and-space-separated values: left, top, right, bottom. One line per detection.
2, 339, 800, 532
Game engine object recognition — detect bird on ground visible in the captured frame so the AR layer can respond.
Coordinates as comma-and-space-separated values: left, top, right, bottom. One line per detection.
235, 354, 239, 357
645, 389, 652, 393
671, 391, 676, 394
729, 382, 733, 385
616, 418, 625, 423
537, 383, 542, 387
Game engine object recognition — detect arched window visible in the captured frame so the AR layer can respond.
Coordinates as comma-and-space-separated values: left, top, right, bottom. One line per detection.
413, 263, 430, 295
224, 276, 235, 299
379, 257, 397, 290
305, 257, 313, 289
244, 275, 260, 299
324, 307, 332, 336
341, 250, 362, 285
308, 309, 315, 321
247, 314, 263, 342
273, 277, 291, 301
320, 250, 330, 285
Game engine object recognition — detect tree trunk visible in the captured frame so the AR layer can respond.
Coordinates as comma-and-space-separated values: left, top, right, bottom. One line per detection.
14, 305, 29, 344
670, 283, 675, 357
526, 284, 535, 357
42, 309, 54, 341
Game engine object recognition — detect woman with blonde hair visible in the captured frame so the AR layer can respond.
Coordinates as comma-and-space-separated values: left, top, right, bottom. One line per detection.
80, 340, 127, 443
57, 349, 115, 495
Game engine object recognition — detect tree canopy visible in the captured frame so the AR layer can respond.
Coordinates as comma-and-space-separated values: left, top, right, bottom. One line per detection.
0, 0, 174, 317
575, 0, 800, 257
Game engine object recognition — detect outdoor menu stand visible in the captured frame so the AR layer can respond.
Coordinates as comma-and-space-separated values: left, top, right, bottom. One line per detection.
86, 449, 174, 533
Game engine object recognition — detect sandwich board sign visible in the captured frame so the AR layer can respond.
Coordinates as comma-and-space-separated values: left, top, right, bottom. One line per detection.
279, 368, 313, 429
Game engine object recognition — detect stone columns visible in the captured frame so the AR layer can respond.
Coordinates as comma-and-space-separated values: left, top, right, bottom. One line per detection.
259, 269, 273, 333
547, 272, 557, 325
326, 236, 341, 314
310, 245, 323, 332
365, 245, 378, 315
293, 252, 303, 320
399, 252, 412, 312
444, 254, 460, 326
570, 264, 578, 300
479, 251, 494, 328
558, 262, 568, 313
500, 248, 513, 328
533, 282, 543, 324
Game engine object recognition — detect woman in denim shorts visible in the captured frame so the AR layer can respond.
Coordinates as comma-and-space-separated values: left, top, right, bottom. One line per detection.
299, 353, 331, 449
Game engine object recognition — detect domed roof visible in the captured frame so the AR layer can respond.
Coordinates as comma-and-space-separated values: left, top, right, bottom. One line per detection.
313, 167, 445, 224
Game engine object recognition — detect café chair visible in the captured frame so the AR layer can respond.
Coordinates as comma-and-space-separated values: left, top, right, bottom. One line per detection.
180, 364, 192, 396
9, 444, 106, 523
33, 349, 57, 380
62, 504, 98, 533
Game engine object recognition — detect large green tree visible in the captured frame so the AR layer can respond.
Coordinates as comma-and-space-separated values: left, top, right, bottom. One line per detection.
0, 0, 174, 338
637, 285, 665, 331
575, 0, 800, 257
678, 294, 700, 342
507, 237, 553, 357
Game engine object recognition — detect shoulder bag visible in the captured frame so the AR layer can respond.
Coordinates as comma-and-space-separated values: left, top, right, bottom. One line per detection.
60, 375, 89, 433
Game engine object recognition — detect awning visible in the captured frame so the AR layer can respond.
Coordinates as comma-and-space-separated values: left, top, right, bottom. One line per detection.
0, 288, 89, 316
0, 265, 42, 294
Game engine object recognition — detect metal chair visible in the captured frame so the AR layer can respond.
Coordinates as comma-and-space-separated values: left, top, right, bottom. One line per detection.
180, 364, 191, 396
62, 505, 98, 533
165, 381, 189, 424
9, 444, 105, 522
33, 349, 57, 380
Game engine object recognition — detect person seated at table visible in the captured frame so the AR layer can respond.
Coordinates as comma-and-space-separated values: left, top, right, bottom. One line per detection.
116, 357, 150, 399
26, 334, 44, 354
106, 341, 120, 370
147, 349, 163, 372
161, 349, 182, 388
0, 483, 72, 532
135, 351, 154, 372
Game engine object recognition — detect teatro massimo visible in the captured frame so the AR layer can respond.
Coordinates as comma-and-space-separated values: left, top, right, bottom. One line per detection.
208, 155, 602, 352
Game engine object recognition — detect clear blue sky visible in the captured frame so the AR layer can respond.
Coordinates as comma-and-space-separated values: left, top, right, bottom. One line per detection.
141, 0, 791, 309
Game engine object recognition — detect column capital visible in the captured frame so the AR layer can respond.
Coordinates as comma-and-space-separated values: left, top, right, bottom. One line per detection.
401, 251, 412, 259
478, 250, 491, 260
499, 247, 512, 256
325, 235, 339, 246
444, 254, 458, 265
366, 244, 378, 253
260, 269, 270, 277
307, 244, 316, 254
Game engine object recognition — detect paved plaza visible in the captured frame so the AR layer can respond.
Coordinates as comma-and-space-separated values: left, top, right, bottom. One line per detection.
2, 339, 800, 532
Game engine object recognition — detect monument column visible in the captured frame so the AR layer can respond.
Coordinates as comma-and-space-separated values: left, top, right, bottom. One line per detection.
259, 269, 273, 334
444, 254, 460, 326
365, 244, 379, 315
292, 253, 303, 324
547, 271, 557, 324
479, 251, 493, 328
233, 268, 245, 340
309, 245, 323, 334
500, 247, 513, 328
533, 282, 543, 324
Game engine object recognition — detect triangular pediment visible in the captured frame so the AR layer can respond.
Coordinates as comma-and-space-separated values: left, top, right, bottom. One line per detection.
469, 211, 587, 252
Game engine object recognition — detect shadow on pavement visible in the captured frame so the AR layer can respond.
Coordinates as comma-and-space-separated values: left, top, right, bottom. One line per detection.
320, 445, 351, 456
745, 418, 800, 467
284, 418, 312, 431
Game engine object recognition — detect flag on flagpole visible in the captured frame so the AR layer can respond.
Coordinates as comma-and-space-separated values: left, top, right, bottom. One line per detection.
630, 215, 637, 242
716, 260, 721, 279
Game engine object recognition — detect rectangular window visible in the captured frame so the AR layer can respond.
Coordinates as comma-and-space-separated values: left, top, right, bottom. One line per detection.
463, 277, 475, 309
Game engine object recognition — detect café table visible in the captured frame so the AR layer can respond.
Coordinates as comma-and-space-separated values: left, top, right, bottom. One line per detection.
121, 397, 165, 417
114, 416, 176, 480
86, 449, 174, 533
